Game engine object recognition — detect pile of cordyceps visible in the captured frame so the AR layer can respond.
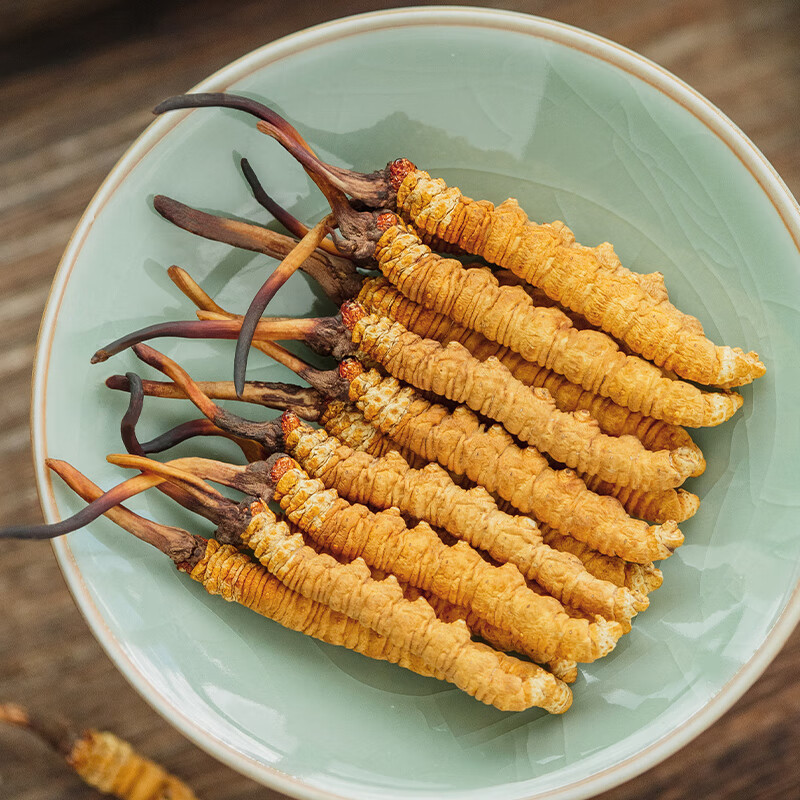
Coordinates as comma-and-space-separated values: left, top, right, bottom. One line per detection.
6, 94, 766, 715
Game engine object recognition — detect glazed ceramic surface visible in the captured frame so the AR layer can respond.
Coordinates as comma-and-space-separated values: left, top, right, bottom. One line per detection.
33, 8, 800, 800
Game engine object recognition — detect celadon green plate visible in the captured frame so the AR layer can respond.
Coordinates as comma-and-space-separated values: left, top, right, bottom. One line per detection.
32, 7, 800, 800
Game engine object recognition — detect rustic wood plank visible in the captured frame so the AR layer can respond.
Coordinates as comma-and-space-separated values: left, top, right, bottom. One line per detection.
0, 1, 797, 798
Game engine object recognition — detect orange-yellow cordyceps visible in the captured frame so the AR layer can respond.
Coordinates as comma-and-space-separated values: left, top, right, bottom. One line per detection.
357, 277, 701, 522
340, 362, 683, 564
365, 216, 744, 427
0, 704, 198, 800
150, 92, 763, 391
393, 584, 579, 684
357, 276, 704, 462
28, 461, 576, 711
280, 411, 647, 625
257, 455, 622, 664
389, 166, 764, 389
341, 302, 702, 491
237, 488, 573, 713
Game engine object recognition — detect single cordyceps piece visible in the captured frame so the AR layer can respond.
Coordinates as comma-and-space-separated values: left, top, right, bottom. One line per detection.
280, 411, 647, 624
0, 703, 198, 800
391, 170, 765, 388
251, 455, 622, 664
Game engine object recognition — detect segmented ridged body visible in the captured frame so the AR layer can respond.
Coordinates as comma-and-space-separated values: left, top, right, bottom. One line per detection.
239, 505, 572, 712
318, 399, 428, 468
347, 369, 682, 563
359, 277, 703, 459
68, 730, 197, 800
359, 277, 702, 521
284, 421, 646, 623
350, 313, 700, 490
273, 465, 621, 664
395, 170, 765, 388
537, 525, 664, 597
582, 474, 700, 525
190, 538, 439, 676
373, 223, 743, 427
410, 589, 578, 683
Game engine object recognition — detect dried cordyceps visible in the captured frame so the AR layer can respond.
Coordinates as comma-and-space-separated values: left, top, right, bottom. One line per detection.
341, 303, 702, 490
394, 584, 578, 684
361, 218, 744, 427
93, 298, 704, 493
15, 461, 523, 699
389, 168, 765, 388
234, 492, 573, 712
339, 362, 684, 563
358, 274, 704, 462
246, 455, 623, 664
151, 94, 752, 423
105, 448, 573, 712
0, 703, 198, 800
177, 254, 703, 521
123, 343, 683, 564
280, 411, 647, 625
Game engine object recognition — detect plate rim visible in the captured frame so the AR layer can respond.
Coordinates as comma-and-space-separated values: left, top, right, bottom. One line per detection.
30, 6, 800, 800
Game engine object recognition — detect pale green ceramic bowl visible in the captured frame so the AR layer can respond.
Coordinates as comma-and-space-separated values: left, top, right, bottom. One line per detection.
32, 7, 800, 800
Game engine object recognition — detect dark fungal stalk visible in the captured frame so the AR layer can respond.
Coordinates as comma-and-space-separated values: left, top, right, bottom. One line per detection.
153, 196, 360, 306
106, 373, 323, 421
233, 214, 333, 395
153, 93, 401, 208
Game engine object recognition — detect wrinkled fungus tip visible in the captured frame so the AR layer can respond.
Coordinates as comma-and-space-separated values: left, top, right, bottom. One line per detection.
270, 456, 297, 484
389, 158, 415, 191
376, 212, 399, 232
340, 300, 367, 331
338, 358, 364, 382
281, 409, 301, 434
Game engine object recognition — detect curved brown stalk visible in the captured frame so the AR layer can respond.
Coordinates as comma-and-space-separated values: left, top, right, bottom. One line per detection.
153, 93, 389, 206
106, 373, 322, 421
91, 317, 346, 362
240, 156, 341, 257
234, 214, 334, 395
153, 196, 359, 305
132, 342, 348, 407
0, 468, 166, 542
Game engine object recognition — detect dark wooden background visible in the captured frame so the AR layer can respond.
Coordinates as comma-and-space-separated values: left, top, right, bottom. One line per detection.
1, 1, 798, 797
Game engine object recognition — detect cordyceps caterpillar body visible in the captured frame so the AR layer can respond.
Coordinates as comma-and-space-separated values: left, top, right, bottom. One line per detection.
122, 343, 684, 565
95, 302, 704, 493
157, 198, 707, 514
162, 262, 700, 522
389, 166, 765, 389
106, 369, 663, 600
151, 93, 757, 418
120, 450, 621, 666
279, 410, 647, 626
0, 703, 198, 800
3, 460, 572, 714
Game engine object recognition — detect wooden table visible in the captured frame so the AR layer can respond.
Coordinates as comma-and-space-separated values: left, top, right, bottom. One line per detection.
1, 1, 798, 797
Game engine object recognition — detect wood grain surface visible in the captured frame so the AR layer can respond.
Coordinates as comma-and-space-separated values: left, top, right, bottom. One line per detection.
1, 1, 798, 798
